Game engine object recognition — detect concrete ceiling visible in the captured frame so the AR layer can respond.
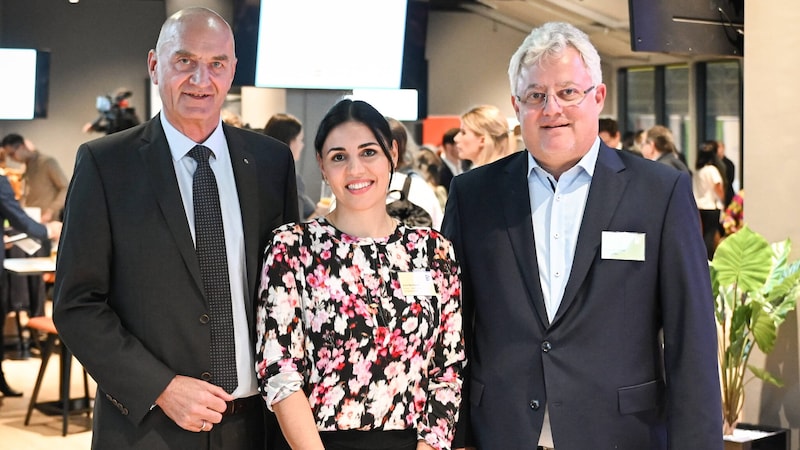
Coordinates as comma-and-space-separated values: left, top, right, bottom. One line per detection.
428, 0, 732, 67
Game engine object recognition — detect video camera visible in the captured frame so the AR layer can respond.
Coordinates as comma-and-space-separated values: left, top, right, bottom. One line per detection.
87, 89, 141, 135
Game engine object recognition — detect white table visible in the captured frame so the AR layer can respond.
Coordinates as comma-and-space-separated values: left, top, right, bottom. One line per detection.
4, 257, 56, 274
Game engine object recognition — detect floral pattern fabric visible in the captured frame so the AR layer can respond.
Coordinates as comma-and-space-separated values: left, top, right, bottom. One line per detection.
256, 218, 465, 450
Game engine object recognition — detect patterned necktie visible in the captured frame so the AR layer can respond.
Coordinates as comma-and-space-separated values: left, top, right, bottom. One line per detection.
188, 145, 237, 393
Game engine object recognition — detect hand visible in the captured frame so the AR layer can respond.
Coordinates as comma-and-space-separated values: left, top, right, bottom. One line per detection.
154, 375, 234, 432
45, 221, 62, 241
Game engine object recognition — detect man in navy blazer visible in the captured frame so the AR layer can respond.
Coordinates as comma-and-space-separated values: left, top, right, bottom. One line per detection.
53, 8, 297, 449
443, 23, 722, 449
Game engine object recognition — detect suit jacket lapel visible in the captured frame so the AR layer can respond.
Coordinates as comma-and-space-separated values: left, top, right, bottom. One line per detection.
223, 126, 259, 331
138, 117, 205, 293
501, 152, 549, 329
552, 144, 628, 325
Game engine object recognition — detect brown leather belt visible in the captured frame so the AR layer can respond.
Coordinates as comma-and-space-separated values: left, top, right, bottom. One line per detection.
223, 394, 262, 416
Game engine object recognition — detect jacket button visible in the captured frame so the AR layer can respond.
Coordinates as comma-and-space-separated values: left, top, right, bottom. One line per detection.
199, 314, 210, 324
201, 371, 212, 381
530, 400, 540, 410
542, 341, 552, 352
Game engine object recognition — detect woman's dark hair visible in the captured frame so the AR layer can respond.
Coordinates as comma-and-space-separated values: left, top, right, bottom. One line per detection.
314, 99, 395, 174
262, 113, 302, 146
694, 140, 728, 186
696, 141, 722, 171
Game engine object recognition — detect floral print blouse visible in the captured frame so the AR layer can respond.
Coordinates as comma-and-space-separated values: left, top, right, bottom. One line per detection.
256, 218, 465, 450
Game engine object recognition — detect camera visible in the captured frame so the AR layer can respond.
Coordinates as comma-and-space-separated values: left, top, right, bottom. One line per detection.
86, 89, 140, 134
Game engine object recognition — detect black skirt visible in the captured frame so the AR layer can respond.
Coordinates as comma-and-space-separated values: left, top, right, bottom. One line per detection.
319, 429, 418, 450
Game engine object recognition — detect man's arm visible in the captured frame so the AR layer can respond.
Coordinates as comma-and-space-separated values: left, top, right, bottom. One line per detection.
52, 145, 177, 424
43, 156, 69, 221
659, 173, 723, 447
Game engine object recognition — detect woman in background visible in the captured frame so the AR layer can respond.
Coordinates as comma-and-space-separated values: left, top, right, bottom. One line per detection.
454, 104, 513, 168
693, 142, 726, 259
256, 99, 465, 450
263, 113, 327, 221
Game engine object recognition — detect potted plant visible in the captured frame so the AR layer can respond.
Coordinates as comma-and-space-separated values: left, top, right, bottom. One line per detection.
711, 225, 800, 435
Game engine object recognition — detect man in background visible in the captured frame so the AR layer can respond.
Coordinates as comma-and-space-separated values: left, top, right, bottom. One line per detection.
53, 7, 298, 449
438, 127, 462, 191
1, 133, 68, 222
444, 22, 721, 449
598, 117, 621, 149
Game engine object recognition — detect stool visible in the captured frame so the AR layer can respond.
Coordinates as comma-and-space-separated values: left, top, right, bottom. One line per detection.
24, 316, 93, 436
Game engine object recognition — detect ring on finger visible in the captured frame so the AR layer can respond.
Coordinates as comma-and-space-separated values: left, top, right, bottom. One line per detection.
200, 420, 207, 432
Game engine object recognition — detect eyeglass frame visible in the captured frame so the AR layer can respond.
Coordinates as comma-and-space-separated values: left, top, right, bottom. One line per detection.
515, 85, 597, 109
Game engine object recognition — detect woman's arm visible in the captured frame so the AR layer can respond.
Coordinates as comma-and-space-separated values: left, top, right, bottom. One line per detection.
273, 391, 325, 450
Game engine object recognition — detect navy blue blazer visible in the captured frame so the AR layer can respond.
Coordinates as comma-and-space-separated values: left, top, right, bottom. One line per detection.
442, 144, 722, 450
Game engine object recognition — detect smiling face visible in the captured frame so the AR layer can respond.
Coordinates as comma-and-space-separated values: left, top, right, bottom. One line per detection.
148, 9, 236, 141
512, 46, 605, 177
317, 121, 398, 215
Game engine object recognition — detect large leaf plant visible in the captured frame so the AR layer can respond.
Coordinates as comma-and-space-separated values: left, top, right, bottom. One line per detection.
711, 225, 800, 435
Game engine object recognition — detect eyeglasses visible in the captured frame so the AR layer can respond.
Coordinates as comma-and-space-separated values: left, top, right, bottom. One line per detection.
516, 85, 596, 109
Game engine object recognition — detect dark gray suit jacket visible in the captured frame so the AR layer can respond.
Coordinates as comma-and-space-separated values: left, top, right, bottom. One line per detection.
53, 117, 298, 449
443, 144, 722, 450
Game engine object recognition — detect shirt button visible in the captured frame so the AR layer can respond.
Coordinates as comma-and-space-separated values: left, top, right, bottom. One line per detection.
530, 399, 541, 410
199, 314, 210, 324
201, 371, 212, 381
542, 341, 552, 352
554, 233, 560, 239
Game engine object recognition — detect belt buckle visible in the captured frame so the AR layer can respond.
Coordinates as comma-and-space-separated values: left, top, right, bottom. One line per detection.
224, 399, 236, 416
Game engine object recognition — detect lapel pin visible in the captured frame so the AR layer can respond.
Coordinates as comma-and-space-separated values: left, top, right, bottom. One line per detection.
243, 158, 249, 164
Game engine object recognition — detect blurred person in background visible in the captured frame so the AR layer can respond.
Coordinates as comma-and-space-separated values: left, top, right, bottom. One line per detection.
454, 104, 513, 168
693, 141, 726, 259
438, 127, 462, 191
640, 125, 689, 173
263, 113, 328, 221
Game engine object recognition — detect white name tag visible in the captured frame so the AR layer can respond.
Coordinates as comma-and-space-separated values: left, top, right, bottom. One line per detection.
398, 271, 438, 297
601, 231, 646, 261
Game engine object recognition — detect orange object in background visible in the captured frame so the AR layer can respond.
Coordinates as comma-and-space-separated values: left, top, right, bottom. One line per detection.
421, 116, 460, 148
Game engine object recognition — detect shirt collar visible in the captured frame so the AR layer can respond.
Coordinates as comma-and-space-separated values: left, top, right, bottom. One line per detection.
527, 136, 601, 179
160, 114, 228, 161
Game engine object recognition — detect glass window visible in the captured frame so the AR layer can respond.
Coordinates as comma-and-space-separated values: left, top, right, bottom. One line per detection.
665, 65, 689, 155
625, 67, 655, 135
705, 60, 742, 189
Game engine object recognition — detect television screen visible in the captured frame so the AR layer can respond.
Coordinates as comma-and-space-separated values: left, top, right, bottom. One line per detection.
0, 49, 50, 120
629, 0, 743, 56
254, 0, 408, 90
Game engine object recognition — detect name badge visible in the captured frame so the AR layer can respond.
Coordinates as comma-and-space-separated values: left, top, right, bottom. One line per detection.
398, 271, 438, 297
601, 231, 646, 261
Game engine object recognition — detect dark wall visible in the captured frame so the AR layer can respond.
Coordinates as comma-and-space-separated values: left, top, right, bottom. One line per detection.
0, 0, 165, 174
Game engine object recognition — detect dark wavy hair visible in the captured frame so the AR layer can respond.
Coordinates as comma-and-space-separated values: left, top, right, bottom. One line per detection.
314, 99, 395, 174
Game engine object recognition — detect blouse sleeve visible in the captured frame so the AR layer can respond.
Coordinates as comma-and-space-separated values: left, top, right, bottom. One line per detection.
418, 234, 466, 450
256, 227, 310, 410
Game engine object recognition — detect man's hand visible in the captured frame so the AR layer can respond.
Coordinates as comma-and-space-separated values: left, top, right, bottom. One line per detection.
154, 375, 234, 432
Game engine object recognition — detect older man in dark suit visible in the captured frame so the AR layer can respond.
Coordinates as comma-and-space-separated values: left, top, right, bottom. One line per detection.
53, 8, 297, 449
444, 22, 722, 450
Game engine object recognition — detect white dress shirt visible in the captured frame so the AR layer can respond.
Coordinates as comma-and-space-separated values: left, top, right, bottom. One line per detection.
161, 115, 257, 398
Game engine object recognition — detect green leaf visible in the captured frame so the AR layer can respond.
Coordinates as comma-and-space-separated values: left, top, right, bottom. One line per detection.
750, 302, 778, 354
712, 226, 772, 292
748, 365, 784, 387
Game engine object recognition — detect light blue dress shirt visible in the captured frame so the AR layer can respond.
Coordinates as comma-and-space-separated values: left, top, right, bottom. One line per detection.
527, 137, 599, 324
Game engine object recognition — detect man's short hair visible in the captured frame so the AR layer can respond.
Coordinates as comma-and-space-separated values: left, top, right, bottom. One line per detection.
598, 118, 619, 136
442, 127, 460, 146
0, 133, 24, 148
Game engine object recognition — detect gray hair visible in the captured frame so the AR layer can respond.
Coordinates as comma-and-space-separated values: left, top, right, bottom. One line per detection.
508, 22, 602, 95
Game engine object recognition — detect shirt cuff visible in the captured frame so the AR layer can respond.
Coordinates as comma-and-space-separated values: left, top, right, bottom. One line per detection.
265, 371, 304, 412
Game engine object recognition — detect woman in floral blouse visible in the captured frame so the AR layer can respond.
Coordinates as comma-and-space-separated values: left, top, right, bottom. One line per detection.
256, 99, 465, 450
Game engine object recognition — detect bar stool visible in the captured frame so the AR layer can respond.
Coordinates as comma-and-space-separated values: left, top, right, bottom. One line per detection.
25, 316, 93, 436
